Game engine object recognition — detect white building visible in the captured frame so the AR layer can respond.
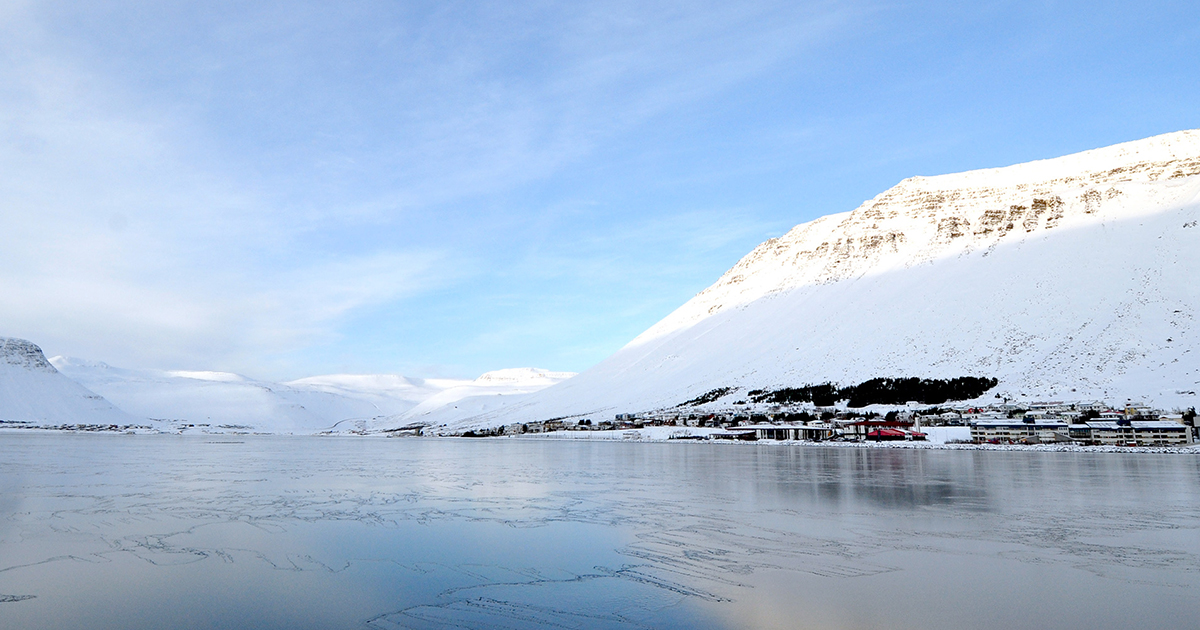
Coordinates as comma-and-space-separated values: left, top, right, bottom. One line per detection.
970, 419, 1069, 444
1073, 421, 1192, 446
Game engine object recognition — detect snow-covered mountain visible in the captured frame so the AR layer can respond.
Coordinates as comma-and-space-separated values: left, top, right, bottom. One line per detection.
48, 357, 461, 433
0, 338, 141, 429
368, 368, 576, 431
48, 357, 573, 434
425, 130, 1200, 434
285, 373, 471, 413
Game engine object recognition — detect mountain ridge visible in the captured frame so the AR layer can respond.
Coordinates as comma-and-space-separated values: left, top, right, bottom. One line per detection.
635, 129, 1200, 345
416, 130, 1200, 434
47, 356, 574, 434
0, 338, 141, 428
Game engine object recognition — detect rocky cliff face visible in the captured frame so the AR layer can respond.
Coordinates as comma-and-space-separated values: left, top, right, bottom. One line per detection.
427, 130, 1200, 433
0, 338, 57, 372
637, 130, 1200, 343
0, 337, 138, 426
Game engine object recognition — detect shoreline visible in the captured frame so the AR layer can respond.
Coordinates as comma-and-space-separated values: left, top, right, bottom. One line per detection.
494, 430, 1200, 454
4, 426, 1199, 454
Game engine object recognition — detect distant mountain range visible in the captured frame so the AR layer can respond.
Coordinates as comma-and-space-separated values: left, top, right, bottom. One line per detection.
418, 129, 1200, 434
7, 131, 1200, 436
0, 339, 572, 434
0, 338, 139, 429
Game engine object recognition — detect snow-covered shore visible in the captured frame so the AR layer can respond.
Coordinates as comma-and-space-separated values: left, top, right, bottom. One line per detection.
495, 428, 1200, 454
4, 423, 1198, 454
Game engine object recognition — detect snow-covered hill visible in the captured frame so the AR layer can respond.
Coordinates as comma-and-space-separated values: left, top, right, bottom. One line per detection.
48, 357, 464, 433
0, 338, 142, 429
366, 368, 576, 431
48, 357, 573, 434
426, 130, 1200, 434
285, 373, 471, 413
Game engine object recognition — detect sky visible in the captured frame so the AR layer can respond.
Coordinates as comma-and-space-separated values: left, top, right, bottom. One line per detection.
1, 0, 1198, 381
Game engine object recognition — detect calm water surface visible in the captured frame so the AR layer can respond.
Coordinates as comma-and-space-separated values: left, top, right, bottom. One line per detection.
1, 434, 1198, 629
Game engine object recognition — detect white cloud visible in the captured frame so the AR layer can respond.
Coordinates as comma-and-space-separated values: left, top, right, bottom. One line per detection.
0, 10, 462, 372
0, 1, 867, 376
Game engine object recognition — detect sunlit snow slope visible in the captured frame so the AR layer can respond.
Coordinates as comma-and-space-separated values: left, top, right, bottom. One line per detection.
50, 357, 474, 434
0, 338, 141, 428
50, 358, 573, 434
368, 368, 576, 431
430, 130, 1200, 433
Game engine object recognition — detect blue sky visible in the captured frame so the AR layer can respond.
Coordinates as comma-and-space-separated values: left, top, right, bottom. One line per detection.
2, 1, 1198, 380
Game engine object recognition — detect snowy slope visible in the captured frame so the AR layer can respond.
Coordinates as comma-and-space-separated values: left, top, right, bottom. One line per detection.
50, 357, 572, 434
368, 368, 576, 431
428, 130, 1200, 434
285, 373, 471, 411
50, 357, 464, 433
0, 338, 141, 428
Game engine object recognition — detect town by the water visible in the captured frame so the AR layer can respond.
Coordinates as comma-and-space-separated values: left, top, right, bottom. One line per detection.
447, 400, 1199, 448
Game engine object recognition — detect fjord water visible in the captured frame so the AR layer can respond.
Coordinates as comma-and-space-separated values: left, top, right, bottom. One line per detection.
1, 435, 1198, 630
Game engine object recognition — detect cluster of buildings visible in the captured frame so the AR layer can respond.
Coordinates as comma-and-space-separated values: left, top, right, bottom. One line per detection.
484, 401, 1197, 447
966, 401, 1194, 446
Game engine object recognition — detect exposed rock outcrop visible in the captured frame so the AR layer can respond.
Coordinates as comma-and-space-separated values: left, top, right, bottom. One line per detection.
0, 337, 139, 427
427, 130, 1200, 433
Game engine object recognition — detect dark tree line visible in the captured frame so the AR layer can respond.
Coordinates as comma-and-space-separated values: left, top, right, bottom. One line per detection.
748, 384, 840, 406
748, 377, 999, 407
676, 387, 737, 407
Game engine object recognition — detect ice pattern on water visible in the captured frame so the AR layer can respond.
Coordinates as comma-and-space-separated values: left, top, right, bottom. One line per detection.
2, 436, 1200, 629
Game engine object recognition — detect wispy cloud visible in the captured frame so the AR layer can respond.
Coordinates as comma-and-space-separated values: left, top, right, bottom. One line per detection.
0, 15, 462, 372
0, 1, 869, 377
